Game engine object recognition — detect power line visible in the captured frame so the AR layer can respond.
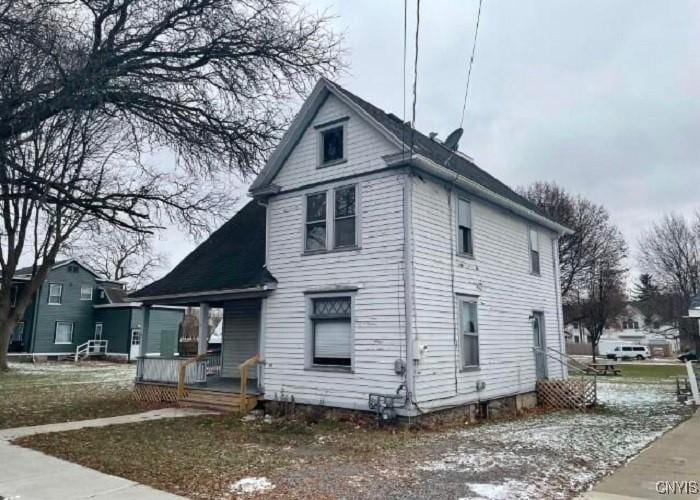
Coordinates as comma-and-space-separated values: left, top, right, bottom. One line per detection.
459, 0, 484, 128
402, 0, 407, 156
409, 0, 421, 156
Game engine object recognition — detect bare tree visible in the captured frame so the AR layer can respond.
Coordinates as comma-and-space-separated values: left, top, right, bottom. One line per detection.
0, 0, 341, 370
638, 213, 700, 319
69, 230, 168, 289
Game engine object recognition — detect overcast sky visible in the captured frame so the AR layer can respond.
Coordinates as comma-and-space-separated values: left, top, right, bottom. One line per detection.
157, 0, 700, 284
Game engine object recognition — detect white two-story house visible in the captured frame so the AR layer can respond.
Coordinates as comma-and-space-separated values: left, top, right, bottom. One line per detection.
132, 78, 571, 417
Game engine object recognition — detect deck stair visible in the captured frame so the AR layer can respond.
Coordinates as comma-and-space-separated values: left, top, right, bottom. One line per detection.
74, 340, 108, 362
178, 390, 258, 413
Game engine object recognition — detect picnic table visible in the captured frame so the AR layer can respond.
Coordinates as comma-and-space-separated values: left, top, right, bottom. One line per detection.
585, 362, 621, 376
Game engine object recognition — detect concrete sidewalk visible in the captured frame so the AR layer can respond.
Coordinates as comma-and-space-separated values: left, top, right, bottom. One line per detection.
579, 408, 700, 500
0, 408, 213, 499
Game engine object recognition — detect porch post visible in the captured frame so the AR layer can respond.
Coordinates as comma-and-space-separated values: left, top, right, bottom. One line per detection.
198, 302, 209, 355
139, 305, 151, 357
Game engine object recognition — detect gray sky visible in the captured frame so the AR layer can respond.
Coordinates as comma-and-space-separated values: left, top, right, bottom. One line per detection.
157, 0, 700, 285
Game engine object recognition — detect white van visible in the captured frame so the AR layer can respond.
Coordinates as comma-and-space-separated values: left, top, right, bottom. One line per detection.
606, 345, 651, 361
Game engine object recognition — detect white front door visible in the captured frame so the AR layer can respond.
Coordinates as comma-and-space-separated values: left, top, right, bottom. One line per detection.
94, 322, 103, 340
130, 328, 141, 360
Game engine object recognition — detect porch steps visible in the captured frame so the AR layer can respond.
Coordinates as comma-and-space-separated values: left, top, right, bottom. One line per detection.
178, 390, 258, 413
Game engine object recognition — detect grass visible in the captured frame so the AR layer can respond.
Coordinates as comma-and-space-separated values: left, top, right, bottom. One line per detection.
0, 361, 160, 429
616, 363, 687, 380
17, 413, 421, 499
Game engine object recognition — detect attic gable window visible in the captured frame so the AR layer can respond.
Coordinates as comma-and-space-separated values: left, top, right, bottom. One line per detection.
320, 125, 345, 166
305, 192, 327, 251
529, 227, 540, 275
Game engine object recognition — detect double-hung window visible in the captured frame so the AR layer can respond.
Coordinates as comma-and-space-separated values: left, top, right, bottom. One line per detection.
48, 283, 63, 305
334, 186, 356, 248
54, 321, 74, 344
460, 299, 479, 368
458, 199, 473, 255
310, 296, 352, 367
320, 125, 345, 165
80, 285, 93, 301
529, 227, 540, 275
305, 192, 327, 251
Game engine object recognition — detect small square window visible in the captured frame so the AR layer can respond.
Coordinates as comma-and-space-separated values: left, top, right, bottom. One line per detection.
321, 126, 344, 164
48, 283, 63, 305
80, 285, 93, 301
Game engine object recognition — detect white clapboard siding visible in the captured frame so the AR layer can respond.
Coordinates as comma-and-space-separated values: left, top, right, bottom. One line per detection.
221, 299, 261, 379
271, 94, 398, 191
411, 176, 566, 409
264, 172, 408, 410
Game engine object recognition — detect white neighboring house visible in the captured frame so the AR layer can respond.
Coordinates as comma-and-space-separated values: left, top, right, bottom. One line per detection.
132, 78, 571, 416
565, 304, 679, 355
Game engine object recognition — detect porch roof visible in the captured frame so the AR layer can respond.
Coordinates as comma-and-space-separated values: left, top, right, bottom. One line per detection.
131, 201, 276, 303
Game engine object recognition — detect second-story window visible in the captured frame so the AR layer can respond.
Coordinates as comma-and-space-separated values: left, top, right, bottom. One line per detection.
334, 186, 356, 248
529, 227, 540, 275
305, 192, 327, 251
321, 125, 344, 165
458, 199, 473, 255
80, 285, 93, 301
48, 283, 63, 305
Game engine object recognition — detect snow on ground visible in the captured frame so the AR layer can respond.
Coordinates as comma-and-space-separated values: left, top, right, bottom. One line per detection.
229, 477, 275, 495
7, 361, 135, 386
413, 380, 691, 500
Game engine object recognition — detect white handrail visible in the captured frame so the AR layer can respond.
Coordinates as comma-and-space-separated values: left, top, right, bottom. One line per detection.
75, 339, 109, 362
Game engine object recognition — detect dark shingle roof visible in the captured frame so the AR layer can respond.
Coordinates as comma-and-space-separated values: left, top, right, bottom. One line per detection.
132, 201, 275, 299
13, 259, 70, 277
327, 80, 551, 221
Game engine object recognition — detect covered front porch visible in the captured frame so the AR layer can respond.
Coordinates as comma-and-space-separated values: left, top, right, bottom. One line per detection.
132, 296, 267, 412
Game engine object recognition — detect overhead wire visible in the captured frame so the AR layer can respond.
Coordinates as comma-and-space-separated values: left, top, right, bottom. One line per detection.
459, 0, 484, 128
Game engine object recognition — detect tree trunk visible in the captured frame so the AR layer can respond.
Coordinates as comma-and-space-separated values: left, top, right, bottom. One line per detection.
0, 317, 17, 371
591, 339, 597, 363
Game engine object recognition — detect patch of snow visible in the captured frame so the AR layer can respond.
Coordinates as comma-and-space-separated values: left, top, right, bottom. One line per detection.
229, 477, 275, 495
461, 480, 537, 500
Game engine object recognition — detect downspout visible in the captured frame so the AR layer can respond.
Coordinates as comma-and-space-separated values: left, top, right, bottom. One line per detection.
446, 173, 460, 396
402, 172, 417, 413
551, 236, 566, 377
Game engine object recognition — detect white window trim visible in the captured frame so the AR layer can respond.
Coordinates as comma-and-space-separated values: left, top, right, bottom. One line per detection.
316, 119, 348, 168
302, 183, 361, 255
54, 321, 74, 344
456, 196, 474, 257
80, 285, 93, 301
458, 296, 480, 370
304, 291, 356, 372
528, 226, 541, 276
48, 283, 63, 305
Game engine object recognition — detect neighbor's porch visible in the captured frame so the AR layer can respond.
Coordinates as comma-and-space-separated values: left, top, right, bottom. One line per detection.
133, 297, 264, 412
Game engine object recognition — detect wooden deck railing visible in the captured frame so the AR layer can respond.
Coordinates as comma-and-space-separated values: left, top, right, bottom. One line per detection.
239, 354, 264, 400
136, 357, 187, 384
177, 354, 207, 398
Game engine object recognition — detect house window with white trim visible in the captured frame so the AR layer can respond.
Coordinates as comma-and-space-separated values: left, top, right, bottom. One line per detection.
54, 321, 74, 344
334, 185, 356, 248
458, 198, 473, 255
48, 283, 63, 305
80, 285, 93, 301
460, 299, 479, 368
310, 296, 352, 367
305, 192, 327, 251
529, 227, 540, 275
320, 125, 344, 165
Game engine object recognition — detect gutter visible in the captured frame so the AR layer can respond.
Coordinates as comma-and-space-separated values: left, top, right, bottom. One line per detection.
130, 283, 276, 302
386, 154, 574, 236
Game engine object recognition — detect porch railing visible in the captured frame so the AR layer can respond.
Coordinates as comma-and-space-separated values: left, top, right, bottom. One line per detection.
136, 356, 205, 385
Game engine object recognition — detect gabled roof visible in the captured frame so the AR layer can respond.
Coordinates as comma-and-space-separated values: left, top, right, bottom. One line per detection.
103, 287, 129, 304
250, 78, 569, 234
131, 201, 276, 301
13, 258, 107, 280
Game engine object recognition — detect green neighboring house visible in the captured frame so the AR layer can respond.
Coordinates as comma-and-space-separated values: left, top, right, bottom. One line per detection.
7, 259, 183, 361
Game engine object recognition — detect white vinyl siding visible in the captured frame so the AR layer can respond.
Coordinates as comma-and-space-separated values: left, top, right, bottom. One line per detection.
80, 285, 93, 300
54, 321, 74, 344
221, 300, 260, 379
48, 283, 63, 305
411, 177, 565, 409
